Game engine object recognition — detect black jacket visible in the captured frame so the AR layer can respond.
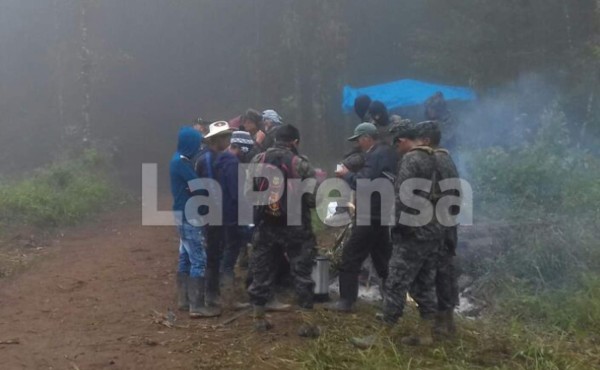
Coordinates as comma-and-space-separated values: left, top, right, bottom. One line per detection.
343, 143, 398, 222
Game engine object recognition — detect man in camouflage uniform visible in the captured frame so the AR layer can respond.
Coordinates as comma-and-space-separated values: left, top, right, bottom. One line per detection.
409, 121, 461, 338
246, 124, 318, 331
382, 121, 445, 344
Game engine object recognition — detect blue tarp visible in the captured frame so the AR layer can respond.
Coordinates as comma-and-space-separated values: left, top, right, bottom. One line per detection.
342, 79, 476, 113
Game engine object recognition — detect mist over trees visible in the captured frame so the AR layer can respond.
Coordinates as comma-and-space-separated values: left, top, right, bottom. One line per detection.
1, 0, 598, 185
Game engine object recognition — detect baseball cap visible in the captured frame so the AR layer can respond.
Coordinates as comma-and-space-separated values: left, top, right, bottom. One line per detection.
348, 122, 378, 141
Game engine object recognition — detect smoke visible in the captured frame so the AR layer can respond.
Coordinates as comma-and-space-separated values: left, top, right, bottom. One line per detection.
456, 74, 560, 150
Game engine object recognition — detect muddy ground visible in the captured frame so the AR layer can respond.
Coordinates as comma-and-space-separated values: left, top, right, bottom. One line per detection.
0, 207, 323, 370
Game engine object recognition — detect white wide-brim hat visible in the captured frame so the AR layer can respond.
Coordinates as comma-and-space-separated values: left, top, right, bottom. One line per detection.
204, 120, 234, 139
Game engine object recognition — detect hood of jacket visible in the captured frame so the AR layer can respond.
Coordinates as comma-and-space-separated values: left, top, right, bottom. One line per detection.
177, 127, 202, 159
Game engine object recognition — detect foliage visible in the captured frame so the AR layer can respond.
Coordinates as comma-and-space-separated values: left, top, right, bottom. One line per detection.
467, 106, 600, 221
0, 149, 119, 228
462, 106, 600, 334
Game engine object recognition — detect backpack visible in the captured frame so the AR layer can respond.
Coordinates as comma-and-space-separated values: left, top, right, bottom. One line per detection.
254, 149, 301, 225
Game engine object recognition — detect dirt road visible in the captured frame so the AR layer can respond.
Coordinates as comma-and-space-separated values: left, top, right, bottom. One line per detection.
0, 208, 307, 370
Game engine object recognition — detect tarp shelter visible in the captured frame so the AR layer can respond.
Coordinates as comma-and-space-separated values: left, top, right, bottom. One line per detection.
342, 79, 476, 113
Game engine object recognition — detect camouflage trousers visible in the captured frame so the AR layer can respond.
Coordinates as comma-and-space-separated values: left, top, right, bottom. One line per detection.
383, 235, 441, 323
434, 246, 460, 311
247, 225, 316, 307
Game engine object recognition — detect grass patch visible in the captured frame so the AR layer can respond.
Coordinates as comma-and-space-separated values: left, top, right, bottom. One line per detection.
293, 305, 598, 369
0, 149, 120, 228
497, 274, 600, 336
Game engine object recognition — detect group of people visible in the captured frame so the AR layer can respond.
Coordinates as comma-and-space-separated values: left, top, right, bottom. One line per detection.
169, 93, 462, 346
325, 94, 461, 346
170, 109, 319, 322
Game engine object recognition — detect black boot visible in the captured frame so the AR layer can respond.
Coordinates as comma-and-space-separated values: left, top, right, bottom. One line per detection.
401, 317, 434, 346
188, 277, 221, 318
433, 309, 457, 339
205, 268, 221, 308
446, 309, 457, 336
325, 272, 358, 312
176, 272, 189, 312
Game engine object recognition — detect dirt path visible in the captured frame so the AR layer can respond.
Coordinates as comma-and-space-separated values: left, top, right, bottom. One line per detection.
0, 208, 307, 370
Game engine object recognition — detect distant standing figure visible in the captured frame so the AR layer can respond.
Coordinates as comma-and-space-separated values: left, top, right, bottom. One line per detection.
368, 100, 392, 144
354, 95, 372, 122
425, 92, 457, 151
241, 109, 266, 148
193, 117, 211, 137
260, 109, 283, 151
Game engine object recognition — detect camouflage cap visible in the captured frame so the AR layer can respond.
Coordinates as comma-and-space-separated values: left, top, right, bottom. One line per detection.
389, 121, 416, 142
413, 120, 441, 139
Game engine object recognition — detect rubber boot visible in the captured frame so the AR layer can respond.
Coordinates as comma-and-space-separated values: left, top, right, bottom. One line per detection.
400, 318, 434, 346
176, 272, 189, 312
253, 305, 273, 332
205, 268, 221, 308
325, 272, 358, 313
188, 277, 221, 318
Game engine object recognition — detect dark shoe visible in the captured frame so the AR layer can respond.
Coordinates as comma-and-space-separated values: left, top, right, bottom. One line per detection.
253, 305, 273, 332
400, 319, 433, 346
188, 277, 221, 318
297, 323, 321, 338
325, 272, 359, 312
324, 299, 353, 312
233, 302, 251, 310
400, 335, 433, 346
297, 300, 314, 310
265, 298, 292, 312
350, 335, 378, 349
375, 312, 397, 326
176, 272, 189, 312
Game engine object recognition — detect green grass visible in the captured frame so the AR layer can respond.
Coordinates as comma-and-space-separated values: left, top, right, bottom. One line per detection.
0, 149, 119, 228
293, 305, 598, 370
294, 106, 600, 369
498, 274, 600, 335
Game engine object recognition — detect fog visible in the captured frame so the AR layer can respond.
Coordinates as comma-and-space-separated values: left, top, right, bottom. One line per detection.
1, 1, 598, 190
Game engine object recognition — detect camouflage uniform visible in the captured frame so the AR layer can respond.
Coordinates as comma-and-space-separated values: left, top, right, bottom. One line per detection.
246, 143, 317, 308
433, 148, 460, 311
248, 226, 316, 307
383, 146, 444, 323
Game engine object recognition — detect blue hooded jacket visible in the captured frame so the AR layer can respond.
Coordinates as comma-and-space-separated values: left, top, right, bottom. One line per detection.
170, 127, 202, 221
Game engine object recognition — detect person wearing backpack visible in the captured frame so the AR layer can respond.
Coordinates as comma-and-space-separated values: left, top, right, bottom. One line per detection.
408, 121, 461, 340
381, 121, 446, 346
245, 124, 318, 331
